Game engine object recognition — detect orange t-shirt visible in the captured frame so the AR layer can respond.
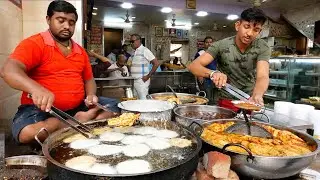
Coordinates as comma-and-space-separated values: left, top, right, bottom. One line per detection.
9, 30, 93, 111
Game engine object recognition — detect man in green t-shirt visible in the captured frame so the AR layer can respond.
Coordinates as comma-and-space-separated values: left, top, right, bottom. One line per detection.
188, 8, 270, 107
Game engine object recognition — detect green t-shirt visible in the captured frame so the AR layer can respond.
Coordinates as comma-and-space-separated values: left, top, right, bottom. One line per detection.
207, 36, 271, 99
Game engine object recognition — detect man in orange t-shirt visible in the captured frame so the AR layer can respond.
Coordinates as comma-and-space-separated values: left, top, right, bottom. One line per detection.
0, 1, 119, 144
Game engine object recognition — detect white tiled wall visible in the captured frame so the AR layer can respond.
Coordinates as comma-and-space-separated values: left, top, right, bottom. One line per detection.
22, 0, 83, 45
0, 1, 23, 124
0, 0, 83, 126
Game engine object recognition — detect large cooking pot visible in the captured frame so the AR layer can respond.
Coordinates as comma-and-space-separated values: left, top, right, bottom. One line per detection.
173, 105, 237, 127
117, 100, 175, 121
191, 119, 320, 179
148, 92, 209, 105
36, 119, 202, 180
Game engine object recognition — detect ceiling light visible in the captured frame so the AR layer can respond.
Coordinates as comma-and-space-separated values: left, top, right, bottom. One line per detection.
161, 7, 172, 13
121, 2, 133, 9
194, 22, 199, 25
93, 7, 98, 10
131, 16, 136, 19
227, 14, 239, 20
262, 0, 267, 2
223, 25, 227, 28
92, 12, 97, 16
164, 20, 169, 22
196, 11, 208, 17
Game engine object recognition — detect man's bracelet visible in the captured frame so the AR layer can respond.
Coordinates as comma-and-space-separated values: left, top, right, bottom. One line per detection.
209, 70, 219, 79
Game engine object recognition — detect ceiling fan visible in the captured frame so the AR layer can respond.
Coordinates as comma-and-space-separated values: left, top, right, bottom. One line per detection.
121, 10, 144, 23
170, 14, 187, 27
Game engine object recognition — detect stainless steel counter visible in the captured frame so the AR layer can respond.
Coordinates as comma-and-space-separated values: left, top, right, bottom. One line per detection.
95, 77, 135, 96
150, 70, 197, 93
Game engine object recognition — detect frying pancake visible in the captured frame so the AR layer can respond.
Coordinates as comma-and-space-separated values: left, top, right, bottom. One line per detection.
121, 135, 148, 145
122, 144, 150, 157
92, 126, 112, 135
145, 137, 171, 150
133, 126, 158, 135
154, 129, 179, 139
112, 126, 135, 133
169, 138, 192, 148
100, 132, 125, 142
87, 163, 117, 174
63, 133, 87, 143
65, 155, 96, 171
116, 159, 151, 174
69, 139, 100, 149
88, 145, 123, 156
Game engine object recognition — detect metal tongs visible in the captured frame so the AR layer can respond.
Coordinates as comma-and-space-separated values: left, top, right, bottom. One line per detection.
48, 106, 96, 138
222, 84, 272, 138
27, 94, 96, 139
223, 83, 250, 102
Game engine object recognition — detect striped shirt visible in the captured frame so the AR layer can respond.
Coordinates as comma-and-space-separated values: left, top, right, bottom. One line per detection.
130, 45, 155, 78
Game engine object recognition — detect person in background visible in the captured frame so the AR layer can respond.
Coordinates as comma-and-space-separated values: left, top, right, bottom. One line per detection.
107, 48, 118, 63
188, 8, 270, 111
88, 50, 112, 77
129, 34, 160, 99
121, 44, 131, 60
194, 36, 217, 104
107, 54, 129, 78
0, 0, 119, 144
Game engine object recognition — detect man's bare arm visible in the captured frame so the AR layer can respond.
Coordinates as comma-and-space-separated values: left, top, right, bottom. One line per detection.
0, 59, 55, 111
251, 61, 270, 105
188, 52, 227, 88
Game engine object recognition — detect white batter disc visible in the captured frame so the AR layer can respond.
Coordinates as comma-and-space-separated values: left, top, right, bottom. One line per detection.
122, 143, 150, 157
145, 137, 171, 150
133, 126, 158, 135
65, 155, 96, 171
100, 131, 125, 142
87, 163, 117, 174
69, 139, 100, 149
154, 129, 179, 139
121, 135, 148, 145
116, 159, 151, 174
88, 144, 123, 156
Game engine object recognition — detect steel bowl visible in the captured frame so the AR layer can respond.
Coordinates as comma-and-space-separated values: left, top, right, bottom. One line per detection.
173, 105, 237, 127
148, 92, 209, 105
117, 100, 175, 121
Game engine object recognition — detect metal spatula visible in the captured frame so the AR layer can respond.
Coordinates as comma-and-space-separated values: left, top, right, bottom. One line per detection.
226, 110, 272, 138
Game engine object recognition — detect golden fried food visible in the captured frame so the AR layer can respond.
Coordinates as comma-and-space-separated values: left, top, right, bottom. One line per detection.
201, 122, 314, 157
169, 138, 192, 148
234, 102, 261, 111
92, 126, 112, 135
108, 113, 140, 127
63, 133, 87, 143
154, 95, 208, 105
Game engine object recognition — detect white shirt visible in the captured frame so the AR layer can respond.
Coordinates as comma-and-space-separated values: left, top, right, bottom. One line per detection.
130, 45, 155, 78
107, 52, 117, 63
108, 63, 129, 78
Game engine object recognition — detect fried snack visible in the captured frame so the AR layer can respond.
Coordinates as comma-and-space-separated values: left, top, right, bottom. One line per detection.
169, 138, 192, 148
108, 113, 140, 127
201, 122, 314, 157
234, 102, 261, 111
63, 133, 87, 143
92, 126, 112, 135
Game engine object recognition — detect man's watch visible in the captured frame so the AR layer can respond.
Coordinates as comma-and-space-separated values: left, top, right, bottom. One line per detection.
209, 70, 219, 79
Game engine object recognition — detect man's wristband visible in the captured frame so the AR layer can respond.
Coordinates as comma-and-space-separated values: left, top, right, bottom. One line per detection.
209, 70, 219, 79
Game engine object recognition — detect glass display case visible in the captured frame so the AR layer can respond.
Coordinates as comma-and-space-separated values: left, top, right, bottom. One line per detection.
265, 56, 320, 108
